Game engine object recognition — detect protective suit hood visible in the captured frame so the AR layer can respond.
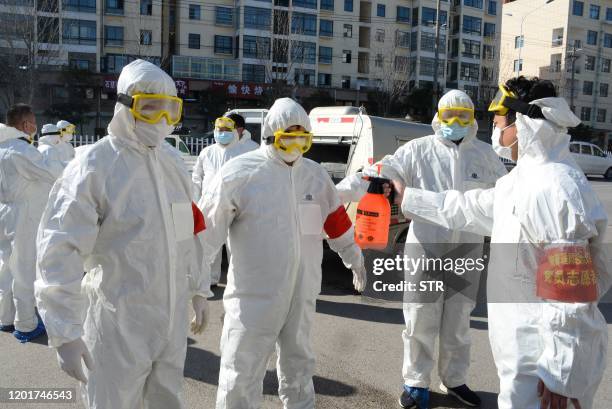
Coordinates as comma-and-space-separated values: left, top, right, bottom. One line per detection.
0, 123, 28, 143
107, 59, 177, 149
431, 90, 478, 143
516, 97, 581, 164
261, 98, 311, 139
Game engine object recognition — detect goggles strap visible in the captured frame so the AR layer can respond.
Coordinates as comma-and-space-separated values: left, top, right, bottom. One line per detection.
117, 93, 134, 108
503, 98, 545, 119
42, 132, 61, 136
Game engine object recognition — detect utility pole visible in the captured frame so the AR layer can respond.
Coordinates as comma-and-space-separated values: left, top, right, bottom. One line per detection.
567, 42, 581, 112
432, 0, 442, 114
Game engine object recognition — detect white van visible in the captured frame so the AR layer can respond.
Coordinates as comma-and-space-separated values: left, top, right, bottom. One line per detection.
306, 106, 433, 246
224, 108, 268, 145
569, 141, 612, 179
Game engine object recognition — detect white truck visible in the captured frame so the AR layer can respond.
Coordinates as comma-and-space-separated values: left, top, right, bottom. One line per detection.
307, 106, 432, 247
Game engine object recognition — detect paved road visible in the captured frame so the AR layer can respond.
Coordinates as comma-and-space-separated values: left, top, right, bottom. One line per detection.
1, 180, 611, 409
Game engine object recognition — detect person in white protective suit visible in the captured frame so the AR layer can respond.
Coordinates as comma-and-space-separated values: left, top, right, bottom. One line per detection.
35, 59, 212, 409
391, 77, 611, 409
38, 124, 66, 165
56, 119, 76, 162
198, 97, 367, 409
336, 90, 507, 409
0, 105, 64, 342
191, 114, 258, 286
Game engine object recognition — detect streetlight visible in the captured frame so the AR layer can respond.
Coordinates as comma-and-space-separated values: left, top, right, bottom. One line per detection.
506, 0, 555, 78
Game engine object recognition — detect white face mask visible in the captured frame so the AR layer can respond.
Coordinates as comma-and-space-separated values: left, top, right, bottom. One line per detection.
62, 133, 73, 142
135, 120, 174, 147
277, 149, 302, 163
491, 124, 518, 160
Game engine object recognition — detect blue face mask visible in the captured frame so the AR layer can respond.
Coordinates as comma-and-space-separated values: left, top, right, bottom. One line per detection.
214, 130, 235, 145
440, 123, 469, 141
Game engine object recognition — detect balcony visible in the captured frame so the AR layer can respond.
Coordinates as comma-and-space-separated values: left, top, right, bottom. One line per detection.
359, 26, 370, 48
359, 1, 372, 23
172, 55, 240, 81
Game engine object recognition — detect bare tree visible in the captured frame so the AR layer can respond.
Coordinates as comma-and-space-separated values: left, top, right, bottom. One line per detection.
0, 0, 63, 111
368, 30, 414, 116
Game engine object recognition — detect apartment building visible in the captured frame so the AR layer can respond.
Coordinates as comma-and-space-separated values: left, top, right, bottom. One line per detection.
500, 0, 612, 137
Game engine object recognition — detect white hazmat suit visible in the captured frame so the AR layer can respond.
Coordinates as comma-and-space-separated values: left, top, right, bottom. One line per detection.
38, 124, 65, 166
337, 90, 507, 390
192, 129, 258, 285
0, 123, 63, 333
56, 120, 76, 163
399, 97, 610, 408
35, 60, 212, 409
199, 98, 365, 409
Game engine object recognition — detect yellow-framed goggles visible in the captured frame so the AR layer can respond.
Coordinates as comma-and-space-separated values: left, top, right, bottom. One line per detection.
118, 93, 183, 125
438, 107, 475, 126
60, 124, 76, 135
488, 84, 518, 116
214, 116, 236, 131
272, 129, 313, 154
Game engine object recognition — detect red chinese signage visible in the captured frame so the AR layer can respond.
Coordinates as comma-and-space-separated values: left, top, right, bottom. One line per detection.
103, 76, 190, 97
211, 81, 269, 99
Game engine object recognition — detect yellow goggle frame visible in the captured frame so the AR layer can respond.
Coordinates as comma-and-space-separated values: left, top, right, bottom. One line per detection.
60, 124, 76, 136
118, 93, 183, 126
488, 84, 518, 116
438, 107, 475, 126
272, 130, 313, 154
215, 117, 236, 131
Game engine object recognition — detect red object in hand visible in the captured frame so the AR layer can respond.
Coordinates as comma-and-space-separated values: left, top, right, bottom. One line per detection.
192, 202, 206, 235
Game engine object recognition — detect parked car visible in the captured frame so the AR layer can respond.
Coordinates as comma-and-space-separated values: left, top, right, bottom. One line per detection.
307, 106, 432, 249
569, 141, 612, 179
165, 134, 197, 171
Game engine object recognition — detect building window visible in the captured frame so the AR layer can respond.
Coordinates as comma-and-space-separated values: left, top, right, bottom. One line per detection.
106, 0, 124, 15
318, 73, 332, 87
292, 41, 316, 64
396, 30, 410, 48
462, 39, 481, 59
70, 59, 91, 70
463, 16, 481, 35
292, 12, 317, 36
341, 76, 351, 89
420, 57, 444, 77
294, 69, 315, 86
214, 35, 233, 55
140, 0, 152, 15
597, 109, 606, 122
242, 64, 265, 82
375, 54, 383, 68
294, 0, 317, 9
394, 56, 409, 72
375, 28, 385, 42
320, 0, 334, 11
342, 49, 352, 63
590, 4, 600, 19
580, 107, 591, 121
245, 7, 271, 30
550, 53, 562, 72
104, 25, 123, 46
397, 6, 410, 23
604, 33, 612, 48
319, 19, 333, 37
421, 7, 446, 27
487, 0, 496, 15
585, 55, 596, 71
319, 46, 332, 64
420, 32, 446, 53
188, 33, 200, 49
140, 30, 152, 45
62, 19, 96, 45
513, 59, 523, 72
484, 22, 495, 38
343, 24, 352, 38
483, 44, 495, 60
243, 35, 270, 58
607, 7, 612, 21
551, 27, 564, 46
189, 4, 201, 20
600, 83, 609, 97
573, 1, 583, 16
215, 7, 234, 25
64, 0, 96, 13
464, 0, 483, 9
515, 35, 524, 48
587, 30, 598, 45
460, 62, 480, 81
583, 80, 594, 95
602, 58, 611, 73
344, 0, 353, 12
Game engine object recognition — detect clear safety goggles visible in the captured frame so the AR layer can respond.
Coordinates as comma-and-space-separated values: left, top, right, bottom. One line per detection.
214, 116, 236, 131
488, 84, 518, 116
118, 93, 183, 125
272, 130, 313, 154
438, 107, 475, 127
60, 124, 76, 135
